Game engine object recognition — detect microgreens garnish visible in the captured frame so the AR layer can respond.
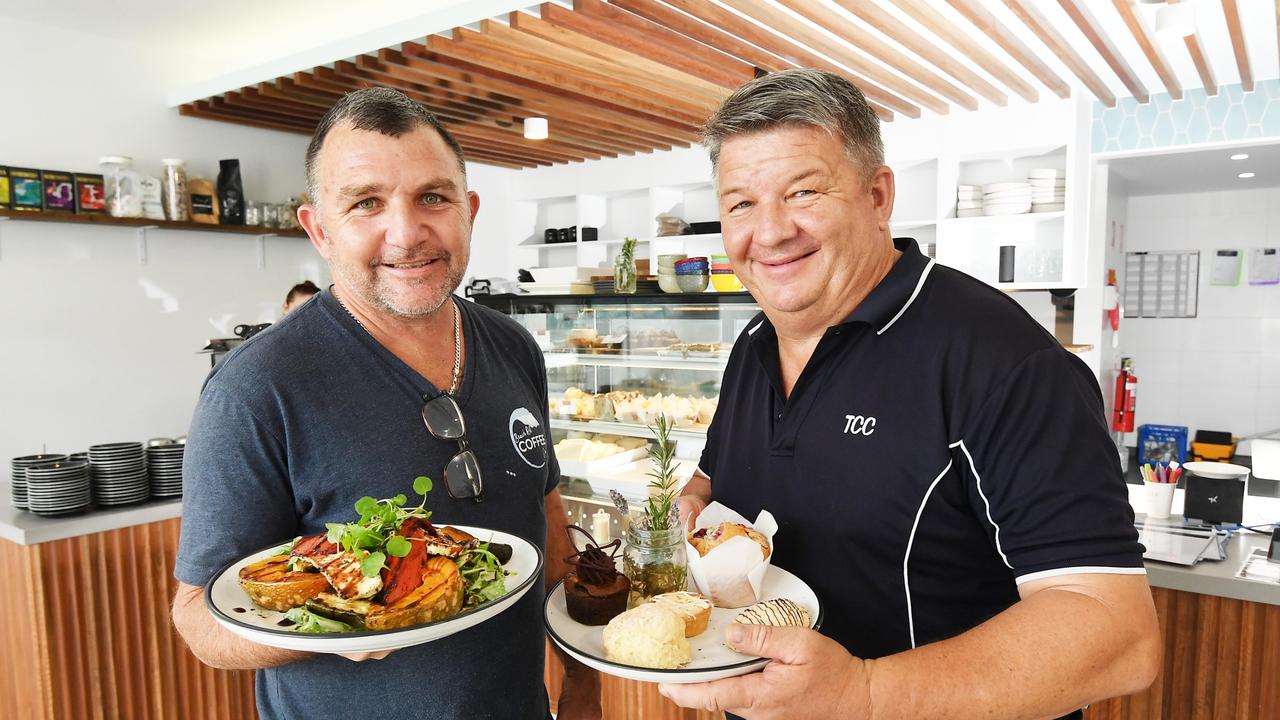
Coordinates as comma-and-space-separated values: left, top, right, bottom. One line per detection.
324, 475, 434, 577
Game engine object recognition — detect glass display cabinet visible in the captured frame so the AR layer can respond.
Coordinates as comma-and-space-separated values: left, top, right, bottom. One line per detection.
471, 291, 759, 541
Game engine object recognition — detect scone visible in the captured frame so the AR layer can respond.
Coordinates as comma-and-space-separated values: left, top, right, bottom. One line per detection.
649, 591, 712, 637
733, 598, 810, 628
602, 603, 691, 669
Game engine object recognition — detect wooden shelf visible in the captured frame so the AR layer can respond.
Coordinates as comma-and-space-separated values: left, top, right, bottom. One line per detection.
0, 208, 307, 237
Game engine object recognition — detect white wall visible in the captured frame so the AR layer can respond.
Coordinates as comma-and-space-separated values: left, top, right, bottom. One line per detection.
1122, 188, 1280, 453
0, 17, 325, 466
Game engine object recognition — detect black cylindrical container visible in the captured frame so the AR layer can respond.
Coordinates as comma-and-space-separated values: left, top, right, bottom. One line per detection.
999, 245, 1016, 283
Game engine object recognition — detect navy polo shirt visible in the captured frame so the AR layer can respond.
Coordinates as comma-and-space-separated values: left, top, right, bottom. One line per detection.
701, 238, 1144, 661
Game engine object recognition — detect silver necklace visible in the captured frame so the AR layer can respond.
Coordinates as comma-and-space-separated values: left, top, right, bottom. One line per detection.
332, 286, 462, 395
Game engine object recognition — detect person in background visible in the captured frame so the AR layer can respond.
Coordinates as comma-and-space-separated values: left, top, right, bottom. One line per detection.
664, 69, 1161, 720
171, 87, 599, 720
282, 280, 320, 314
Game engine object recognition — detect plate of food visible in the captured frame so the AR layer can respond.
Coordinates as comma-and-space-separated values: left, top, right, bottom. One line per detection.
205, 477, 542, 654
542, 521, 822, 684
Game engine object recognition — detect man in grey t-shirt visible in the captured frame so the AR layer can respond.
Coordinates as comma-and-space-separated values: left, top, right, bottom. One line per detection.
171, 88, 599, 720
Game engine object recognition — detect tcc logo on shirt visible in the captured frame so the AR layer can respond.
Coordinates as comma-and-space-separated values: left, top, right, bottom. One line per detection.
842, 414, 877, 436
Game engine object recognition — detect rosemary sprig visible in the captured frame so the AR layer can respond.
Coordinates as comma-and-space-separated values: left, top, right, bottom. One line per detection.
643, 413, 679, 531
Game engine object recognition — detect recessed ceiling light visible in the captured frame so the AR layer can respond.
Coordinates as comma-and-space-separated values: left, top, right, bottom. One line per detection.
523, 117, 548, 140
1230, 153, 1249, 160
1238, 172, 1256, 179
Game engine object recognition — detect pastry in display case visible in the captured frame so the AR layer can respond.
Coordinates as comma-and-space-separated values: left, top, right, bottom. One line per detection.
471, 292, 758, 514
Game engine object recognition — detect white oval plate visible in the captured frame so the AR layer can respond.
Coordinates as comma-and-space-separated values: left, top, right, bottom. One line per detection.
1182, 461, 1250, 479
544, 565, 822, 684
206, 525, 542, 654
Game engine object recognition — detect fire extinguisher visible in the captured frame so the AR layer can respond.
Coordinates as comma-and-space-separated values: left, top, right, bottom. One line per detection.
1112, 357, 1137, 433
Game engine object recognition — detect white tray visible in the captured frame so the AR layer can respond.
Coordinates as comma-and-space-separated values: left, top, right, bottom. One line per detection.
558, 446, 649, 479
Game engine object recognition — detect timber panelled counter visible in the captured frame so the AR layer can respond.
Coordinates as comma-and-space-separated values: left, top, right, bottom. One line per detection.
2, 493, 1276, 720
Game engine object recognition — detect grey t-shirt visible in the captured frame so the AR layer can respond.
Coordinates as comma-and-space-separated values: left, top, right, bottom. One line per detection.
175, 290, 558, 720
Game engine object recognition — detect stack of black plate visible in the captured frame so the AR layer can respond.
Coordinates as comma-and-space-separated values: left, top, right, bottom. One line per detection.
10, 453, 68, 510
26, 460, 91, 516
147, 440, 185, 499
591, 278, 662, 294
88, 442, 149, 507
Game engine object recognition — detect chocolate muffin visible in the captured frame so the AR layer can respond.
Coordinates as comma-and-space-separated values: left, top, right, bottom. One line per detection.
563, 527, 630, 626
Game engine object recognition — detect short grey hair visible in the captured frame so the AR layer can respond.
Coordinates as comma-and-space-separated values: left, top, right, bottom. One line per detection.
304, 87, 466, 205
701, 69, 884, 182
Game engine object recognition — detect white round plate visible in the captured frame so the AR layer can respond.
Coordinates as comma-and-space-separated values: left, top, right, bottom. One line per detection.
544, 565, 822, 685
1182, 461, 1249, 479
206, 525, 542, 654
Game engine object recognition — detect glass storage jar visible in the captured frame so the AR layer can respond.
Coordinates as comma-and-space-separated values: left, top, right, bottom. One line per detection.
99, 156, 143, 218
161, 158, 189, 221
614, 254, 637, 294
623, 523, 687, 607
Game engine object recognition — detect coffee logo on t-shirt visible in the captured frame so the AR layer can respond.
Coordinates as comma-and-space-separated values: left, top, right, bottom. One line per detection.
509, 407, 547, 468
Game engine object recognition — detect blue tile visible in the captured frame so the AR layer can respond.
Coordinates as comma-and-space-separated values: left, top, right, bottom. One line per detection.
1137, 134, 1154, 149
1262, 103, 1280, 137
1153, 92, 1173, 113
1119, 115, 1140, 148
1187, 88, 1207, 109
1243, 87, 1270, 124
1206, 92, 1230, 122
1188, 108, 1212, 142
1207, 128, 1226, 142
1137, 103, 1158, 135
1170, 96, 1194, 132
1092, 100, 1105, 121
1104, 138, 1120, 152
1119, 95, 1140, 117
1103, 107, 1123, 139
1245, 125, 1262, 139
1224, 84, 1245, 104
1223, 104, 1248, 139
1092, 122, 1108, 152
1152, 112, 1175, 146
1172, 131, 1189, 146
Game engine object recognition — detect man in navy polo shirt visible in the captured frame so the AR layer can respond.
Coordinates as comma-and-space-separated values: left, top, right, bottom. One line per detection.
662, 70, 1160, 720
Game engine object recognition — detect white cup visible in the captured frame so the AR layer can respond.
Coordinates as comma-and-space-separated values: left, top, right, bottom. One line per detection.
1144, 480, 1176, 519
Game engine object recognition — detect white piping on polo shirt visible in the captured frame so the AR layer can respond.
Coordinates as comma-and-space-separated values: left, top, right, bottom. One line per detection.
1016, 565, 1146, 585
902, 454, 954, 649
878, 258, 935, 335
958, 439, 1013, 570
747, 320, 764, 335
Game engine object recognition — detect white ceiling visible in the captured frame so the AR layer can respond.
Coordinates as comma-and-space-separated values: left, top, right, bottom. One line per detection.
1107, 141, 1280, 195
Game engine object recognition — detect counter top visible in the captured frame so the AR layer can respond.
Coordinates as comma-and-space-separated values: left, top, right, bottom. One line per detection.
1142, 530, 1278, 605
0, 480, 182, 545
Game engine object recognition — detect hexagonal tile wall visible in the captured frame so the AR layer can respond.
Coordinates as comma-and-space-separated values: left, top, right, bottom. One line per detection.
1094, 80, 1280, 152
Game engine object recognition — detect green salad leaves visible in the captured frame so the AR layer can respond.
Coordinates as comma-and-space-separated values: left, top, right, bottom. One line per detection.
456, 545, 508, 608
324, 476, 434, 578
285, 607, 353, 634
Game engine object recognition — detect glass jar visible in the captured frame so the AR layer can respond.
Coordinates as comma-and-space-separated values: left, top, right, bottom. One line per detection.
623, 523, 687, 607
161, 158, 188, 221
244, 201, 261, 227
98, 156, 143, 218
261, 203, 279, 228
614, 254, 637, 294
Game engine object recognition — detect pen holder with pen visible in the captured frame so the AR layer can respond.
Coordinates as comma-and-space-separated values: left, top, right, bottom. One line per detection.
1143, 480, 1176, 519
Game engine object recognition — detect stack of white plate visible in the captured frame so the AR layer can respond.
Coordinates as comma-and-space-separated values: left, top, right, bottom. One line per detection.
89, 442, 150, 507
981, 182, 1032, 216
1029, 169, 1065, 212
147, 439, 185, 499
956, 184, 983, 218
10, 453, 67, 510
26, 460, 91, 516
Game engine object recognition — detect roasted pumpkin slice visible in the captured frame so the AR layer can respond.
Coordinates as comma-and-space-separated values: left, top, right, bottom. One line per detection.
364, 556, 464, 631
238, 556, 331, 612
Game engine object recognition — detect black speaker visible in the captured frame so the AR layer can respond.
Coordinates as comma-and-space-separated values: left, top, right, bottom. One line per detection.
1183, 472, 1245, 525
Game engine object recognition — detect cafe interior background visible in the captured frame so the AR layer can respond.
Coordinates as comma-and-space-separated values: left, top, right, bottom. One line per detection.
1, 0, 1278, 718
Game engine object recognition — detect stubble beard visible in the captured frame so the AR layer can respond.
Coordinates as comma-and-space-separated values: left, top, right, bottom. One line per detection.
331, 254, 466, 319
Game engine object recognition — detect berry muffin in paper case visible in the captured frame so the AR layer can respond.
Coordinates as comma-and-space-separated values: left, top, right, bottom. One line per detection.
684, 502, 777, 608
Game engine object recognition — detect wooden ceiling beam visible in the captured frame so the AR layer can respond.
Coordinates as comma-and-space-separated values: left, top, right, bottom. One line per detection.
609, 0, 792, 73
943, 0, 1071, 99
999, 0, 1118, 106
204, 98, 316, 132
831, 0, 1006, 106
1221, 0, 1253, 92
657, 0, 903, 119
721, 0, 948, 114
488, 15, 722, 108
894, 0, 1037, 102
1167, 0, 1217, 95
1055, 0, 1146, 103
454, 147, 544, 169
777, 0, 979, 110
307, 65, 600, 163
1109, 0, 1181, 100
428, 29, 705, 128
228, 87, 323, 120
388, 45, 689, 147
256, 81, 334, 110
563, 0, 754, 87
181, 102, 310, 135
